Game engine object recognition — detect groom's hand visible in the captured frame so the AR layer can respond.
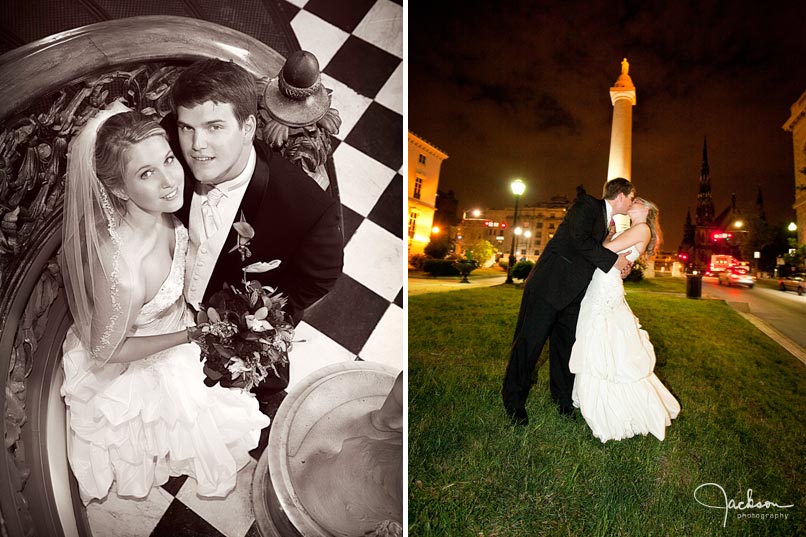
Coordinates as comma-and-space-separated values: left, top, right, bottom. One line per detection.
620, 261, 633, 279
614, 252, 630, 272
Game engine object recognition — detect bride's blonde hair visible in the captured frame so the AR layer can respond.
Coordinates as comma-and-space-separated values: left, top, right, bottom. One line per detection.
635, 197, 662, 257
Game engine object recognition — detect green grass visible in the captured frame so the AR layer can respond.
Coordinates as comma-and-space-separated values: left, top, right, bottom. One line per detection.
409, 284, 805, 536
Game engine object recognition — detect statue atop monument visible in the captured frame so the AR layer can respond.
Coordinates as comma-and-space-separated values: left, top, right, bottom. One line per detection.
621, 57, 629, 75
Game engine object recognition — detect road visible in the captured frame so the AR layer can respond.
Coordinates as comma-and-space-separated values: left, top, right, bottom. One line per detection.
701, 277, 806, 350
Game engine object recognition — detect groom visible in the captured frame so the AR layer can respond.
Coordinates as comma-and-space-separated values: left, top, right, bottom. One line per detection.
502, 178, 635, 425
170, 59, 343, 399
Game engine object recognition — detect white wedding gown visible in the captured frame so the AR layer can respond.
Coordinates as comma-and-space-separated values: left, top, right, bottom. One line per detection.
569, 241, 680, 443
61, 218, 270, 502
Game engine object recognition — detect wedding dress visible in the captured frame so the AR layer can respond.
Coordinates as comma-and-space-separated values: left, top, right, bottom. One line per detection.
61, 218, 270, 501
569, 239, 680, 443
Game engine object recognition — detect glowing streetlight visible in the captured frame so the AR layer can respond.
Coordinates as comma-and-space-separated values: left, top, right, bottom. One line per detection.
788, 222, 798, 232
505, 179, 526, 284
733, 220, 744, 229
431, 226, 440, 234
472, 209, 481, 217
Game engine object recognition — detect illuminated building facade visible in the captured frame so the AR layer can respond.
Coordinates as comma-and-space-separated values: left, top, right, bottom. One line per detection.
408, 132, 448, 256
458, 196, 570, 263
783, 89, 806, 244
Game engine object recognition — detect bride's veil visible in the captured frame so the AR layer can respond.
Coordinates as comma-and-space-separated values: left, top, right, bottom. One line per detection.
60, 100, 137, 366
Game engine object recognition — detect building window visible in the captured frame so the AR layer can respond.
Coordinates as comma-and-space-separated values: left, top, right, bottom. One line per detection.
549, 223, 555, 229
534, 249, 540, 256
536, 222, 543, 228
408, 211, 418, 238
418, 154, 426, 164
414, 176, 423, 200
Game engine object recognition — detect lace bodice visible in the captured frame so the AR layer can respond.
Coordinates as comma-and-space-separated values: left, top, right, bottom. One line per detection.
132, 218, 192, 335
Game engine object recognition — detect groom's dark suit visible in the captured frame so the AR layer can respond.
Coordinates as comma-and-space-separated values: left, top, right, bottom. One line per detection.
502, 193, 617, 418
175, 138, 344, 394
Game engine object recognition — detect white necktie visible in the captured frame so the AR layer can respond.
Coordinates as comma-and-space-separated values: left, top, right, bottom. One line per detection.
201, 187, 223, 239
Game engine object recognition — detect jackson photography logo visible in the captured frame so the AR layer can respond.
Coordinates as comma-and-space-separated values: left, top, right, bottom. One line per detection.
694, 483, 794, 528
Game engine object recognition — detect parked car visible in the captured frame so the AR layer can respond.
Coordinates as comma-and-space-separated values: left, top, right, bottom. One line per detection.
717, 266, 755, 288
779, 273, 806, 295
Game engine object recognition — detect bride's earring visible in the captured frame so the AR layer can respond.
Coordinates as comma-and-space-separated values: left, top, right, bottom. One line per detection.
111, 188, 129, 201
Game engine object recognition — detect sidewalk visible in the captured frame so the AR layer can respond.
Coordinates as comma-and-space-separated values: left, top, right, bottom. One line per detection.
408, 274, 509, 295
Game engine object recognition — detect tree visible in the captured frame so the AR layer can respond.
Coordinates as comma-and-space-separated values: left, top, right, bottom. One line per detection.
465, 240, 496, 266
783, 240, 806, 271
740, 215, 774, 263
424, 234, 452, 259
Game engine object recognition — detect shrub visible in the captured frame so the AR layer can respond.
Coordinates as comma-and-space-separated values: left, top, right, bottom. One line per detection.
423, 258, 460, 276
498, 260, 508, 270
409, 253, 427, 271
511, 260, 534, 281
625, 258, 646, 282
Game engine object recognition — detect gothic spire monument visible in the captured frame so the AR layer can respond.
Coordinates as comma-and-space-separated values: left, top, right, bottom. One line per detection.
696, 137, 716, 225
607, 58, 637, 183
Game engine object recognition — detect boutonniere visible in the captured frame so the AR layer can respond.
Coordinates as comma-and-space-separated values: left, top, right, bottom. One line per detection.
229, 210, 254, 261
226, 211, 282, 285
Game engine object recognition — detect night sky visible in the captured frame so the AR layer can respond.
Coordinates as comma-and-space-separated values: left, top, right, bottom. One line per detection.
409, 0, 806, 250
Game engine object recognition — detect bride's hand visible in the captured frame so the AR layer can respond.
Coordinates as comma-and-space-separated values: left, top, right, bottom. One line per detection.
186, 325, 206, 344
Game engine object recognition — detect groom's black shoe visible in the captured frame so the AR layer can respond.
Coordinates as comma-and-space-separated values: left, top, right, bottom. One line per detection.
558, 403, 576, 419
506, 407, 529, 427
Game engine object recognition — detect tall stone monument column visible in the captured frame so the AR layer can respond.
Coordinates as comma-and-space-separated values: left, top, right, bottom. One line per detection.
607, 58, 637, 235
607, 58, 637, 183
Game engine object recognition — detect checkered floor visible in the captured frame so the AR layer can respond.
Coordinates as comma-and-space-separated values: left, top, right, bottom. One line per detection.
81, 1, 403, 536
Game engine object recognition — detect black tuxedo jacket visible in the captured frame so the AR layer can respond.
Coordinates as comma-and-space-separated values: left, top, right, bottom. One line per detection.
524, 194, 618, 310
176, 139, 344, 326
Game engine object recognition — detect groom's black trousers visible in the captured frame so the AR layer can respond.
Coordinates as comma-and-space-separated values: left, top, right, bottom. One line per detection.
502, 284, 583, 412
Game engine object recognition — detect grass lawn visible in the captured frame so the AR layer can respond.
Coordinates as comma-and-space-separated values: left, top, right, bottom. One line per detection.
408, 284, 805, 536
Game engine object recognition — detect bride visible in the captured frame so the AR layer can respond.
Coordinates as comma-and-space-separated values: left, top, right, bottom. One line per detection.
59, 101, 270, 502
569, 197, 680, 443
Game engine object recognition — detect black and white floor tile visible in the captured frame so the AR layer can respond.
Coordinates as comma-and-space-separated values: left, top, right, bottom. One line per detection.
83, 1, 403, 535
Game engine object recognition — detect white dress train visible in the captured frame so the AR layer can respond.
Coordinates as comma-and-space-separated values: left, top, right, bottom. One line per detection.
569, 244, 680, 443
61, 219, 270, 501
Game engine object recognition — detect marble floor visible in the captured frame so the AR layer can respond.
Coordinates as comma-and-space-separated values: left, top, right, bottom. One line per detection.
77, 0, 403, 535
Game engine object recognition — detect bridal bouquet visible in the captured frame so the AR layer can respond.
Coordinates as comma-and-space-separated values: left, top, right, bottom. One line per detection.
190, 213, 294, 391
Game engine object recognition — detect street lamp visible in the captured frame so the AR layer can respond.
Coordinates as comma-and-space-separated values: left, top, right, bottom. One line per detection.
505, 178, 526, 284
788, 222, 797, 232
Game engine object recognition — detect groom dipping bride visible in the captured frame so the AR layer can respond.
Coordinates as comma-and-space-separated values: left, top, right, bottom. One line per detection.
502, 178, 680, 443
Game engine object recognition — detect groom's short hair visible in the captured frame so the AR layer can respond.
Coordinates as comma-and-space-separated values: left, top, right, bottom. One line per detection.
171, 59, 257, 127
603, 177, 634, 200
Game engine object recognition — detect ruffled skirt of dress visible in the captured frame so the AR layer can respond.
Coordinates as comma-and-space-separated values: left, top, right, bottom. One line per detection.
569, 269, 680, 443
61, 327, 270, 502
